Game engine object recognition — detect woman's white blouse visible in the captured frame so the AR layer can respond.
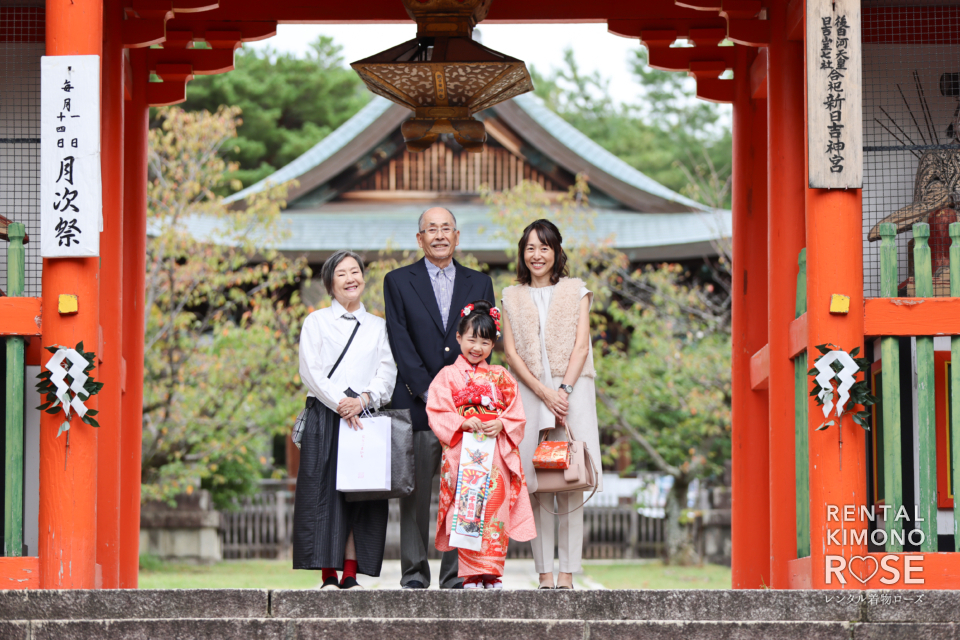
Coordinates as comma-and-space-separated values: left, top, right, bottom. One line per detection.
298, 299, 397, 412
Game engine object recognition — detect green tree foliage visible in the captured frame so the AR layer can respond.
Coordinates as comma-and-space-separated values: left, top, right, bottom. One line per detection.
181, 37, 369, 187
597, 263, 731, 563
143, 106, 310, 508
532, 48, 732, 209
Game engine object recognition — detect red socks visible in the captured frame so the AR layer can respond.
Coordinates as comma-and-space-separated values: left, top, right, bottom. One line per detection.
343, 559, 358, 580
322, 561, 356, 582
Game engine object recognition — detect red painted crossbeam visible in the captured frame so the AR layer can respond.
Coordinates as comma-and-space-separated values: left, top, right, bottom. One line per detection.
750, 344, 769, 390
789, 312, 807, 359
146, 47, 234, 75
0, 557, 40, 589
182, 0, 719, 24
647, 46, 736, 73
0, 297, 42, 336
864, 297, 960, 337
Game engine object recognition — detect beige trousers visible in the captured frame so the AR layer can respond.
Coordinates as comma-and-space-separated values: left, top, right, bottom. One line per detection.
529, 491, 584, 574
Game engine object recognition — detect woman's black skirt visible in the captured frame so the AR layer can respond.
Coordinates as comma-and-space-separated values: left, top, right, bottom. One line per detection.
292, 396, 388, 575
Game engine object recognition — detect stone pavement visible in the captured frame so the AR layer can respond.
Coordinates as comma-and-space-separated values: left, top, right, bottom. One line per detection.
2, 587, 957, 639
360, 559, 606, 590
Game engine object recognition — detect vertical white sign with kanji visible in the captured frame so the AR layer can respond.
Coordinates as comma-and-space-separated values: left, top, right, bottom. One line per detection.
40, 55, 101, 258
806, 0, 863, 189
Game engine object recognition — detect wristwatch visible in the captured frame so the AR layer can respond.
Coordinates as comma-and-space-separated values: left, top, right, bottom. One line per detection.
559, 383, 574, 394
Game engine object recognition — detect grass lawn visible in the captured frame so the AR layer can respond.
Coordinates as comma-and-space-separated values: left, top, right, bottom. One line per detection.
582, 560, 732, 590
138, 558, 321, 590
138, 557, 731, 590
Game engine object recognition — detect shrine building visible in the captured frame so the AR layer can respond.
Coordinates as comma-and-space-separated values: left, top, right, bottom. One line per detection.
214, 92, 728, 280
1, 0, 960, 592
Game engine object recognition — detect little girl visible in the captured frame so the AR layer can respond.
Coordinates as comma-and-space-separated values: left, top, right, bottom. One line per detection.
426, 300, 536, 589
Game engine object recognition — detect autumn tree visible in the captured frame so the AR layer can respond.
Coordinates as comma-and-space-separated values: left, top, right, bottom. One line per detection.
142, 106, 310, 508
596, 263, 731, 563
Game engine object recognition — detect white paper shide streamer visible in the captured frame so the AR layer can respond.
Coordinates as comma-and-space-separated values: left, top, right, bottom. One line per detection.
814, 349, 860, 419
45, 348, 91, 434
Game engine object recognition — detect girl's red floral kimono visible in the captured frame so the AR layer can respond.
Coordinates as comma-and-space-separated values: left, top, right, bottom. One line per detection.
426, 356, 536, 577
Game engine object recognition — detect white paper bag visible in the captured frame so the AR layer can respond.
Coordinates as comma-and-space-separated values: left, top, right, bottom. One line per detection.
336, 415, 392, 492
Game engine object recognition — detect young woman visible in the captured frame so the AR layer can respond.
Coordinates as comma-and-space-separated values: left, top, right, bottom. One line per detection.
293, 250, 398, 589
501, 219, 602, 590
426, 301, 536, 589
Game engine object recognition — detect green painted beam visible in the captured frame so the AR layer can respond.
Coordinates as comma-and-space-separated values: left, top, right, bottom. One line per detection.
794, 248, 810, 558
912, 223, 938, 552
795, 248, 807, 318
795, 350, 810, 558
951, 222, 960, 551
879, 223, 903, 552
4, 222, 25, 558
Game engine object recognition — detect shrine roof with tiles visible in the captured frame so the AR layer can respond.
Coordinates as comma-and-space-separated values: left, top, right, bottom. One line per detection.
216, 93, 728, 263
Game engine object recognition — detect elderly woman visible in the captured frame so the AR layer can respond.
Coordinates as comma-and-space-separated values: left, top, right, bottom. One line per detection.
293, 250, 397, 590
501, 219, 602, 590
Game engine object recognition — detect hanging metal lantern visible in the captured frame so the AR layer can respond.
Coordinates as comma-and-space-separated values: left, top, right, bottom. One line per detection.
351, 0, 533, 153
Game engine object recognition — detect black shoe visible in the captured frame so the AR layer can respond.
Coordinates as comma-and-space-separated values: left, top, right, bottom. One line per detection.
320, 576, 341, 590
446, 581, 464, 589
402, 580, 426, 589
340, 576, 363, 590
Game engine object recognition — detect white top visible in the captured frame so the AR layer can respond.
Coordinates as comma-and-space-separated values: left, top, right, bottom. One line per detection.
298, 299, 397, 412
528, 284, 592, 435
506, 284, 603, 494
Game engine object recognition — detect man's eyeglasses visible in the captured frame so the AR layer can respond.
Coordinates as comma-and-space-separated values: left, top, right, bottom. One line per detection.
419, 226, 457, 237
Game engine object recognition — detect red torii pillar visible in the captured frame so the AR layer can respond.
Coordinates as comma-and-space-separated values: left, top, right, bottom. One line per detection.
97, 0, 125, 590
40, 0, 102, 589
766, 0, 806, 589
731, 44, 770, 589
803, 10, 867, 588
39, 0, 144, 589
119, 46, 149, 589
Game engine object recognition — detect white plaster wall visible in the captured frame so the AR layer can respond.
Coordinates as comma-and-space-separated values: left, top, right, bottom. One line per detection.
140, 528, 222, 563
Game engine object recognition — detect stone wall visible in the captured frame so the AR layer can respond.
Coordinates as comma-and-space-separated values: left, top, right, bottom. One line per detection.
140, 491, 221, 563
696, 487, 732, 566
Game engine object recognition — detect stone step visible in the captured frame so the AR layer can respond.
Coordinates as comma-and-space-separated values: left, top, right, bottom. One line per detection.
1, 589, 957, 627
4, 617, 953, 640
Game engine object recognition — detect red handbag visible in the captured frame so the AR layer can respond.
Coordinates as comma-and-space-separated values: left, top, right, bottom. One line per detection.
532, 441, 571, 470
531, 422, 598, 515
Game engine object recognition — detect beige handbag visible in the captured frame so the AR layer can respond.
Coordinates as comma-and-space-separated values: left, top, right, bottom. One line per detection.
532, 422, 598, 515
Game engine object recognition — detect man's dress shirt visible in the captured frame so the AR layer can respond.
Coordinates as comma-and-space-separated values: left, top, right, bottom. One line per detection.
422, 258, 457, 402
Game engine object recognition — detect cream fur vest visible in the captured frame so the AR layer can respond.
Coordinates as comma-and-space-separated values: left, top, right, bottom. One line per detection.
502, 277, 595, 380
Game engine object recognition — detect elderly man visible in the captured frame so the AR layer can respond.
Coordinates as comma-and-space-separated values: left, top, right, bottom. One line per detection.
383, 207, 495, 589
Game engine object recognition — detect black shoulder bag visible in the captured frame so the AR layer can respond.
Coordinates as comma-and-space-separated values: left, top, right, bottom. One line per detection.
292, 322, 361, 448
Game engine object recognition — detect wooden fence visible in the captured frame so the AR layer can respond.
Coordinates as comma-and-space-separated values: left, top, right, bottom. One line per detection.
219, 483, 666, 561
872, 222, 949, 551
220, 487, 295, 560
2, 222, 26, 557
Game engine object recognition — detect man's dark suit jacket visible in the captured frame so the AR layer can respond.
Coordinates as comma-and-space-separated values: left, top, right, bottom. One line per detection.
384, 257, 496, 431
